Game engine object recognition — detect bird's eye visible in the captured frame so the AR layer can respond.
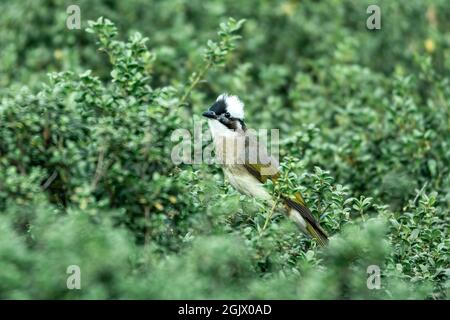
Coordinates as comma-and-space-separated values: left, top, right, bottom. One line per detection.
224, 112, 231, 118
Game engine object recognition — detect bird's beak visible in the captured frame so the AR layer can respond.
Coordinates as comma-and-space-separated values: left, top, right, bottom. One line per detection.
202, 110, 216, 119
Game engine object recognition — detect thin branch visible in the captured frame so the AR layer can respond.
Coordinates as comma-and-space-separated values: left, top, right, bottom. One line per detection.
179, 61, 212, 106
413, 181, 428, 205
91, 148, 106, 190
42, 170, 58, 190
144, 205, 151, 251
402, 181, 429, 212
262, 192, 281, 232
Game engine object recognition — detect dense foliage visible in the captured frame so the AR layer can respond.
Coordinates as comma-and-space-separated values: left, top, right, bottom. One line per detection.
0, 0, 448, 299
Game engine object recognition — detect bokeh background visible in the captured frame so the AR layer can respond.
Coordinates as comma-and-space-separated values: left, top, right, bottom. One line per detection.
0, 0, 448, 299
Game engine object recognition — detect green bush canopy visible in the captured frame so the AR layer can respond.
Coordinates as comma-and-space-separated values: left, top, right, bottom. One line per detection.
0, 0, 448, 299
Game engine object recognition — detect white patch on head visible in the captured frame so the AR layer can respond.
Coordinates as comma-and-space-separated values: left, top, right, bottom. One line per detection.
217, 93, 245, 119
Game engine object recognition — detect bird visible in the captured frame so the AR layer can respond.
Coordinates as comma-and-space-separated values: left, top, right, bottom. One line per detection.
202, 93, 328, 246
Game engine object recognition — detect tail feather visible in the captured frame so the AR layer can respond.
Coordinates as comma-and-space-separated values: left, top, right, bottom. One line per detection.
306, 222, 328, 247
284, 197, 329, 246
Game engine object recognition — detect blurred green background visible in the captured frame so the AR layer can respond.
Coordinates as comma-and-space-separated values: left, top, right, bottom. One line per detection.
0, 0, 448, 299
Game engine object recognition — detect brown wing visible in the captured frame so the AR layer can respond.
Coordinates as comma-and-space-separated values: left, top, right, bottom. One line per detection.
242, 131, 328, 245
242, 130, 280, 182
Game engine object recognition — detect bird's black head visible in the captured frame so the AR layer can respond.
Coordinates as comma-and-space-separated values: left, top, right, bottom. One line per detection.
202, 94, 246, 131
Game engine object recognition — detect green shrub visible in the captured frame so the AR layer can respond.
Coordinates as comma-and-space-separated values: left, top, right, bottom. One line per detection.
0, 1, 448, 299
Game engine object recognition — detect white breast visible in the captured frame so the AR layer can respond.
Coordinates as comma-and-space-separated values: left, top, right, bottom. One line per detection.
208, 119, 271, 201
223, 165, 272, 201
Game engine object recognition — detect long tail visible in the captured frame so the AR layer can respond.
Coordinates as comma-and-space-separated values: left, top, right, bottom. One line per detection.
283, 196, 328, 246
